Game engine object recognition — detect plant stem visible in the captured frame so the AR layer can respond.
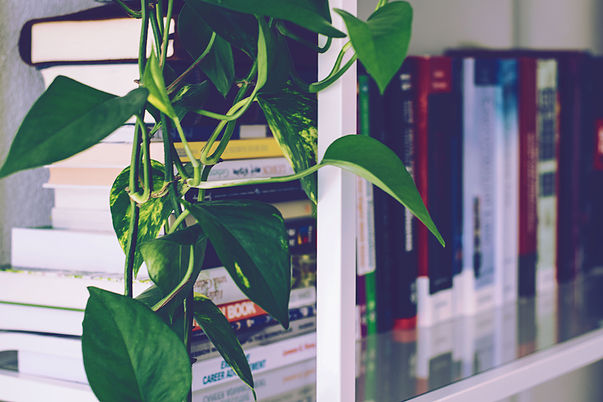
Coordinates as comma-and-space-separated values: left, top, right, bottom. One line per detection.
159, 0, 174, 67
124, 201, 140, 297
114, 0, 142, 18
309, 53, 357, 92
173, 117, 201, 185
168, 210, 190, 234
166, 32, 217, 94
161, 114, 184, 218
149, 8, 163, 55
138, 0, 150, 78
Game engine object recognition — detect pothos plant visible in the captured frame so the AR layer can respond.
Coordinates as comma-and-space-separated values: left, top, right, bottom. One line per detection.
0, 0, 444, 400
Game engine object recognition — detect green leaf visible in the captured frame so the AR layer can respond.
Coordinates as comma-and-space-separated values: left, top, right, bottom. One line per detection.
183, 0, 258, 58
0, 77, 147, 178
82, 287, 191, 402
110, 160, 174, 276
188, 0, 345, 38
193, 295, 255, 395
335, 2, 413, 94
142, 50, 177, 118
182, 199, 291, 327
141, 225, 208, 299
178, 5, 235, 97
257, 83, 317, 203
322, 134, 444, 246
172, 82, 212, 121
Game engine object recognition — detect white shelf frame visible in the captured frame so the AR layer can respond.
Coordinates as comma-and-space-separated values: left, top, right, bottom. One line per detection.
316, 0, 357, 399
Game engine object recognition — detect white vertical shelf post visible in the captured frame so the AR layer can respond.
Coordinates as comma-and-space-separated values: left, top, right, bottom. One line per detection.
316, 0, 357, 399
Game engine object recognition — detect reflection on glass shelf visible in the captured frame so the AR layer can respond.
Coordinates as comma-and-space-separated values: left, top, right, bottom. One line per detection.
2, 270, 603, 401
355, 269, 603, 402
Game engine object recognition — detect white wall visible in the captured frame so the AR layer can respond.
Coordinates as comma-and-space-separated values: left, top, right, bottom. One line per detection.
0, 1, 96, 264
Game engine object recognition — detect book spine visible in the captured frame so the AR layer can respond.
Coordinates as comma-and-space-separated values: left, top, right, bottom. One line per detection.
463, 58, 499, 313
556, 54, 591, 283
174, 138, 284, 161
583, 57, 603, 272
500, 59, 520, 304
517, 58, 538, 297
185, 181, 306, 204
417, 56, 454, 326
450, 58, 465, 316
191, 310, 316, 360
386, 60, 418, 330
536, 59, 558, 292
357, 72, 378, 335
191, 331, 316, 391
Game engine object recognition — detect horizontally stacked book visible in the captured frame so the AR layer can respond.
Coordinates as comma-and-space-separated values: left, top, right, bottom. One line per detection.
357, 50, 603, 332
2, 4, 316, 394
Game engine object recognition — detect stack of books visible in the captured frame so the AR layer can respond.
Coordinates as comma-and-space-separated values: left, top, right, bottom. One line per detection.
357, 49, 603, 331
3, 3, 317, 392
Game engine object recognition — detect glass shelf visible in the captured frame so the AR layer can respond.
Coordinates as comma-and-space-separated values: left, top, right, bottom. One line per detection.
2, 270, 603, 401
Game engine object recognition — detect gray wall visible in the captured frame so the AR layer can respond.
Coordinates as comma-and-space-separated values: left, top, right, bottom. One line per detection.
0, 1, 96, 264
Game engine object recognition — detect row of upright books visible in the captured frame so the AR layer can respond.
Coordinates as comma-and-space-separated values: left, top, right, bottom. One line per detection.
356, 48, 603, 332
1, 4, 318, 394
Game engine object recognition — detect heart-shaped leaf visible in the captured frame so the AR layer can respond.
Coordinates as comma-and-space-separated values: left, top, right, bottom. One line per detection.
82, 287, 191, 402
142, 51, 177, 119
172, 82, 212, 121
335, 2, 413, 94
110, 160, 174, 277
141, 225, 208, 299
322, 134, 444, 246
257, 83, 317, 203
187, 0, 345, 38
178, 5, 235, 97
183, 0, 258, 58
193, 295, 255, 394
182, 199, 291, 327
0, 77, 147, 178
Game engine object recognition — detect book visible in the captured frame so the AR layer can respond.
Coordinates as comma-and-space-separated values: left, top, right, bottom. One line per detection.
357, 69, 394, 334
50, 207, 113, 232
412, 56, 457, 326
0, 303, 85, 335
191, 358, 315, 401
385, 60, 418, 330
0, 267, 150, 310
46, 166, 124, 186
10, 227, 141, 274
356, 73, 378, 336
48, 137, 284, 168
19, 5, 176, 65
535, 59, 559, 292
191, 331, 316, 391
456, 57, 503, 315
517, 57, 539, 297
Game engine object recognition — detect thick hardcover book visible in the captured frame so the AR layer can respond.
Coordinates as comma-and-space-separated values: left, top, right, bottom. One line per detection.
583, 56, 603, 272
356, 73, 378, 335
412, 56, 456, 326
535, 59, 559, 292
385, 59, 418, 330
19, 5, 178, 66
499, 59, 520, 304
457, 57, 501, 314
358, 68, 395, 333
517, 58, 538, 297
191, 331, 316, 391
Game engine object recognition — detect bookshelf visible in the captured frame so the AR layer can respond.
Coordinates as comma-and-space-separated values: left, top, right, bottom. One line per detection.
2, 0, 603, 401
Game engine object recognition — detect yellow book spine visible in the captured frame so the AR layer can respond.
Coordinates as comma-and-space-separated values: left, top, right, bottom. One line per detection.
174, 137, 284, 161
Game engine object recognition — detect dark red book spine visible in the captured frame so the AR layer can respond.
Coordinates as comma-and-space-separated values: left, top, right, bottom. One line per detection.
517, 57, 538, 297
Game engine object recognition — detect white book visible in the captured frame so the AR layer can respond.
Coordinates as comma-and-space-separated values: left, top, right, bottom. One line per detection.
51, 207, 113, 232
191, 331, 316, 391
500, 59, 520, 305
0, 303, 84, 335
355, 177, 376, 277
43, 185, 111, 210
0, 268, 150, 310
458, 58, 503, 315
192, 358, 315, 401
30, 17, 174, 64
40, 64, 139, 97
10, 227, 139, 274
